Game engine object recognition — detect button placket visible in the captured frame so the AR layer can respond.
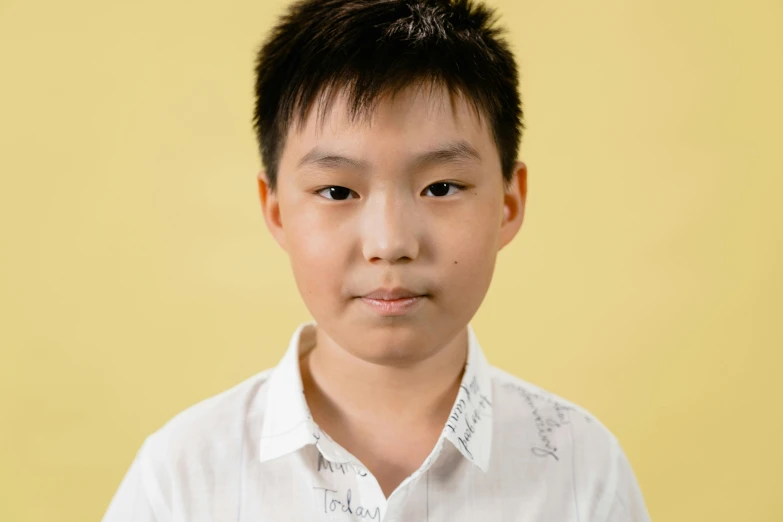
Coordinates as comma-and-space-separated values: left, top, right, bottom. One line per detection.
384, 480, 412, 522
351, 464, 386, 521
313, 452, 374, 521
311, 430, 386, 520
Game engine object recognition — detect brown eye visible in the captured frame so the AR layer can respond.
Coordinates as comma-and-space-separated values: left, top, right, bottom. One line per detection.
424, 182, 466, 197
316, 186, 355, 201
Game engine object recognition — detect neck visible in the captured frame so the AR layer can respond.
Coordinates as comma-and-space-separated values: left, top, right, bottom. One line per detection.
301, 325, 469, 430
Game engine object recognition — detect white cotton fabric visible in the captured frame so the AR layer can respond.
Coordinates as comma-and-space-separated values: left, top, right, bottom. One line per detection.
103, 320, 652, 522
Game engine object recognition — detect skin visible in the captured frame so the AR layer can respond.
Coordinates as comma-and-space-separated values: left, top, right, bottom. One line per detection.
257, 83, 527, 498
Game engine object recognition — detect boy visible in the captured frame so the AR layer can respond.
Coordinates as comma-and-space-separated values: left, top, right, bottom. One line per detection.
103, 0, 651, 520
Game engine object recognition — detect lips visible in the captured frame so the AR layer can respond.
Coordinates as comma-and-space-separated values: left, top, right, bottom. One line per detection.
361, 287, 424, 300
359, 295, 424, 316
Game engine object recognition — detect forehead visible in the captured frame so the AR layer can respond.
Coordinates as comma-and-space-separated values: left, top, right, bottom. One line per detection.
279, 83, 499, 171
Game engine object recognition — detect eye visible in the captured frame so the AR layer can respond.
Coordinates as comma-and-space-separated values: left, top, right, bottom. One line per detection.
423, 182, 467, 197
315, 182, 467, 201
315, 186, 357, 201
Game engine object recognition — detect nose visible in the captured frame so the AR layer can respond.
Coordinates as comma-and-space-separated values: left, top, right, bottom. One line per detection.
361, 191, 420, 264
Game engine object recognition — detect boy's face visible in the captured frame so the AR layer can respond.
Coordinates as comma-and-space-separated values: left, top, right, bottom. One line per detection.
258, 84, 526, 365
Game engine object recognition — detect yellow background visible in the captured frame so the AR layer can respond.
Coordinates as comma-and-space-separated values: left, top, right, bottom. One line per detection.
1, 0, 781, 520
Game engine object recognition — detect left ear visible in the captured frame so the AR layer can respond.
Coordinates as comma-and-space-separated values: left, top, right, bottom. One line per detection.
257, 169, 287, 252
498, 161, 527, 251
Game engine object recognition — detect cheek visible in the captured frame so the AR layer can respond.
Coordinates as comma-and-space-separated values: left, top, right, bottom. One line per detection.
442, 217, 499, 292
433, 234, 497, 328
286, 211, 347, 297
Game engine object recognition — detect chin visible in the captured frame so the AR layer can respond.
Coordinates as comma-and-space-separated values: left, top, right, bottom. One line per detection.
348, 326, 439, 366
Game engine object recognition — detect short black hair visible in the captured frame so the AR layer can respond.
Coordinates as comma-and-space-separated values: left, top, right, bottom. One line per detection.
252, 0, 524, 194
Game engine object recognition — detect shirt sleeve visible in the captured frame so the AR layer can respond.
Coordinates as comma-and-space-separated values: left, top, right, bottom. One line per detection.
102, 437, 171, 522
603, 442, 652, 522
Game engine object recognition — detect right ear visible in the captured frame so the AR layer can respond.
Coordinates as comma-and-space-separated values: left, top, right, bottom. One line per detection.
257, 169, 287, 252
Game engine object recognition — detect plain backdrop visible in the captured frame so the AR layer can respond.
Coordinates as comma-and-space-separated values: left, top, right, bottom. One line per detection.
1, 0, 781, 520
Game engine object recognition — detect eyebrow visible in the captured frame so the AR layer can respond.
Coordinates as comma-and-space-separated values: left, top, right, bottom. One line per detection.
296, 140, 482, 174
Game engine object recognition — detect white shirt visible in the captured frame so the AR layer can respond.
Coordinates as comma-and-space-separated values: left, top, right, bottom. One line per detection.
103, 320, 651, 521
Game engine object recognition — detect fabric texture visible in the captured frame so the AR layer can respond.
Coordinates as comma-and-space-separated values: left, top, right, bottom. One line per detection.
103, 320, 651, 521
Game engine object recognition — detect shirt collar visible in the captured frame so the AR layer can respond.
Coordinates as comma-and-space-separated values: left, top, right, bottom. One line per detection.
442, 322, 494, 472
259, 320, 494, 473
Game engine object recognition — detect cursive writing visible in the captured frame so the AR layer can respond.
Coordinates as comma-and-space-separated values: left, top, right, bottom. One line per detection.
502, 383, 575, 461
313, 487, 381, 519
317, 453, 368, 477
444, 374, 493, 460
455, 393, 492, 459
524, 391, 560, 461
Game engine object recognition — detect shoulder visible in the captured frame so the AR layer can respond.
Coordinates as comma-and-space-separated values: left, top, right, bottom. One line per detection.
109, 369, 275, 519
491, 365, 617, 431
141, 367, 274, 471
488, 366, 650, 520
489, 364, 620, 465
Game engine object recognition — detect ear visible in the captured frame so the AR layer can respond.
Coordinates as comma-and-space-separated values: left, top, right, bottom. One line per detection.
257, 170, 287, 252
498, 161, 527, 251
